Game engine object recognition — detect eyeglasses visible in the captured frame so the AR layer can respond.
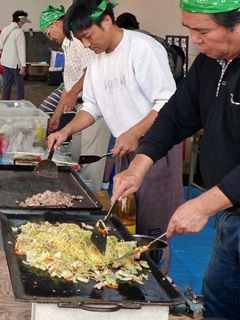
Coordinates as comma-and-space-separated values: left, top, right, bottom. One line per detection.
44, 25, 53, 39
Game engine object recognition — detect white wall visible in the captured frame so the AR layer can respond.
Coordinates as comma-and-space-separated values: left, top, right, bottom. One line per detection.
115, 0, 199, 65
0, 0, 199, 63
0, 0, 72, 31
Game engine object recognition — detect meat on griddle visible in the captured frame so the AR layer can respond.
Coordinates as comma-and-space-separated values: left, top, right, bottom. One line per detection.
19, 190, 84, 207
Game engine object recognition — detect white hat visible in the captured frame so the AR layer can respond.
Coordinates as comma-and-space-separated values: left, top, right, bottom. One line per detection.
18, 16, 32, 23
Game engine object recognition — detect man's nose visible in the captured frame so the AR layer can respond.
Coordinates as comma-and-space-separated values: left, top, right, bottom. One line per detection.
81, 38, 91, 48
190, 30, 203, 45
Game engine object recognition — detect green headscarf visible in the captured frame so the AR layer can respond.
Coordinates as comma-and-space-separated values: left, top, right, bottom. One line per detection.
39, 5, 65, 31
90, 0, 118, 21
180, 0, 240, 13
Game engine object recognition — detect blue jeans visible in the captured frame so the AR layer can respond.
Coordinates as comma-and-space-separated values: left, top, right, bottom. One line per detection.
202, 210, 240, 319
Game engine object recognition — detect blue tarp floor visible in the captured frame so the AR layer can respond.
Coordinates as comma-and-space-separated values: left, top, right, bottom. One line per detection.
168, 186, 214, 294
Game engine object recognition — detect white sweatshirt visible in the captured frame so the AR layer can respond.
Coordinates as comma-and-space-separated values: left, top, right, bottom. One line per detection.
0, 22, 26, 69
82, 29, 176, 138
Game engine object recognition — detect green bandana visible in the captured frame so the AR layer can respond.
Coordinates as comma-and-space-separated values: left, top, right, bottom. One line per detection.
39, 5, 65, 31
180, 0, 240, 13
90, 0, 118, 21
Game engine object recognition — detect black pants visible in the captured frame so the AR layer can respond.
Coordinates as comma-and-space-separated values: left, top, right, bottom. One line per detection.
2, 66, 24, 100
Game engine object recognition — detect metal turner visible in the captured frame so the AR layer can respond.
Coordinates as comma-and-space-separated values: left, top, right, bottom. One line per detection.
90, 202, 118, 255
32, 148, 58, 179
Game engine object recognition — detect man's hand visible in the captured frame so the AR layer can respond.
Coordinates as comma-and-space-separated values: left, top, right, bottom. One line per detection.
166, 186, 233, 238
111, 166, 144, 202
111, 154, 153, 203
62, 90, 78, 113
166, 198, 209, 238
113, 128, 140, 157
48, 114, 61, 133
19, 66, 26, 76
47, 130, 68, 151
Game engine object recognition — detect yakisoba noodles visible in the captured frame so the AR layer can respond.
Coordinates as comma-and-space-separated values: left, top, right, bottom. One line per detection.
13, 221, 149, 289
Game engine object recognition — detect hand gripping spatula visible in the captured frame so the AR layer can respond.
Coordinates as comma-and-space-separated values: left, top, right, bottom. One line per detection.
32, 148, 58, 179
91, 201, 118, 255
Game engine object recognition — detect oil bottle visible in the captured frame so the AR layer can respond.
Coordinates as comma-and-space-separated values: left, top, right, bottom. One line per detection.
34, 123, 43, 146
114, 193, 137, 234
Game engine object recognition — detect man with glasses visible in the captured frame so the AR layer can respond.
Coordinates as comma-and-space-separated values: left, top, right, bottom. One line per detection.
39, 5, 90, 122
0, 10, 31, 100
44, 24, 53, 38
39, 5, 111, 190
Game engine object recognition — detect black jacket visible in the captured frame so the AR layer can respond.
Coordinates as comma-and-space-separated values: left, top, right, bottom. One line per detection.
138, 53, 240, 206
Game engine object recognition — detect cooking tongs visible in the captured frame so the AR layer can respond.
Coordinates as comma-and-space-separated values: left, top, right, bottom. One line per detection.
116, 232, 167, 261
32, 148, 58, 179
91, 202, 118, 255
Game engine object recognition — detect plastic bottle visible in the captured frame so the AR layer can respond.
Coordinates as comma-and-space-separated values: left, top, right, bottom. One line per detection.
34, 123, 43, 145
113, 194, 137, 234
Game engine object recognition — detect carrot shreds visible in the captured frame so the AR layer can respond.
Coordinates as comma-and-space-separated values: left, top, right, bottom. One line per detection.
99, 228, 107, 236
133, 247, 148, 255
14, 239, 22, 251
14, 250, 24, 255
106, 284, 118, 289
43, 257, 55, 263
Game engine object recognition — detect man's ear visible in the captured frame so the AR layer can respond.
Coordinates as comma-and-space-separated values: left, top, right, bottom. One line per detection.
53, 20, 62, 28
102, 15, 112, 25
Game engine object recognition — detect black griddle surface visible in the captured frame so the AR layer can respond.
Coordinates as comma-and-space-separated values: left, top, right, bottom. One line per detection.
0, 165, 102, 210
0, 212, 184, 307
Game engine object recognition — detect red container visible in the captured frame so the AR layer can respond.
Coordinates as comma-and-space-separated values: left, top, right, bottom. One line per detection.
0, 133, 5, 156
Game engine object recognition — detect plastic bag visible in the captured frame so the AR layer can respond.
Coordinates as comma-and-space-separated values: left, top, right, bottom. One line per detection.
50, 50, 64, 69
1, 126, 39, 163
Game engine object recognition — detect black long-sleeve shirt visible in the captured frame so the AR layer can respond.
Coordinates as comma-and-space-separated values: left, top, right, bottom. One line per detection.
138, 53, 240, 206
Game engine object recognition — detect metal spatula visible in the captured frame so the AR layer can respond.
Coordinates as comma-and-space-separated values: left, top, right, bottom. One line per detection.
32, 149, 58, 179
78, 152, 112, 164
91, 201, 118, 255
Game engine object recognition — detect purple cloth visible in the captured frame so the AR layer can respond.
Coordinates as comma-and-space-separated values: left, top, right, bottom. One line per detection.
115, 142, 184, 236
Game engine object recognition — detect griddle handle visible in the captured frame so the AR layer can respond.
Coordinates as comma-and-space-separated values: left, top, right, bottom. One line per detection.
80, 305, 121, 312
58, 302, 141, 312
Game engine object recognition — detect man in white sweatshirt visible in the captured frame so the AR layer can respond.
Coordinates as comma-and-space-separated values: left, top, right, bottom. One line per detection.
48, 0, 184, 236
0, 10, 31, 100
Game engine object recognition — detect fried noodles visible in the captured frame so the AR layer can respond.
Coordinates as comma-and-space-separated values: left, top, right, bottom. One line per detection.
13, 221, 150, 289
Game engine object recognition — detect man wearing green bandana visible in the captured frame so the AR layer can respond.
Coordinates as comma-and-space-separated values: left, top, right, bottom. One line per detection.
112, 0, 240, 318
39, 5, 91, 129
48, 0, 184, 240
39, 5, 111, 190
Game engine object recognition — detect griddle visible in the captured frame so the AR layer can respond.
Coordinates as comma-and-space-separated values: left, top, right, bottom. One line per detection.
0, 165, 102, 211
0, 211, 184, 309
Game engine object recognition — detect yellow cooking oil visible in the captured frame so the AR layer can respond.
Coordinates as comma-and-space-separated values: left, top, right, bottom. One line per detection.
113, 194, 136, 235
34, 123, 43, 146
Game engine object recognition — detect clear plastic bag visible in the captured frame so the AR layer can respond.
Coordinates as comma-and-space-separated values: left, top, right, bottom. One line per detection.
1, 126, 39, 163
